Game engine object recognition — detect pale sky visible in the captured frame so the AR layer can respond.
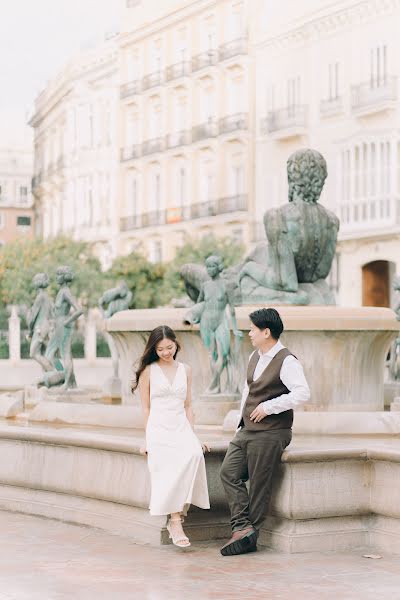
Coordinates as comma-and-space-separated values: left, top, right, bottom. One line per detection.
0, 0, 119, 148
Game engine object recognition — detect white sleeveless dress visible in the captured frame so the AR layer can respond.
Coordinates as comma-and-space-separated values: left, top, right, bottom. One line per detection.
146, 361, 210, 516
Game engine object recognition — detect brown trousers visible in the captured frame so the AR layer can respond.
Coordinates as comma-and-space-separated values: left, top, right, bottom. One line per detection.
220, 427, 292, 532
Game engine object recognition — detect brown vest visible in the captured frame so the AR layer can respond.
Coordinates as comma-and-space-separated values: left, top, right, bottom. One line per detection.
240, 348, 294, 431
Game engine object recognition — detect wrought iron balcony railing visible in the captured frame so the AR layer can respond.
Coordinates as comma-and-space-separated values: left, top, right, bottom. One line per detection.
262, 105, 308, 135
219, 113, 248, 134
351, 77, 398, 113
120, 144, 142, 161
119, 195, 248, 231
191, 50, 218, 72
219, 38, 247, 61
192, 119, 219, 142
166, 130, 192, 149
320, 96, 343, 117
165, 61, 191, 82
142, 137, 165, 156
142, 70, 163, 91
120, 79, 141, 99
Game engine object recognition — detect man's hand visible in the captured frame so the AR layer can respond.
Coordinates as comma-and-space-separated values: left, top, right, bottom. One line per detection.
249, 404, 267, 423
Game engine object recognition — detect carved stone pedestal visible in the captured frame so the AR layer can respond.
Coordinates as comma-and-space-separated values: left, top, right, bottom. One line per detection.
195, 393, 240, 426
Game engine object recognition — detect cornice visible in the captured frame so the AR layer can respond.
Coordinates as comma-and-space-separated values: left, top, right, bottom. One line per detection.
256, 0, 400, 53
119, 0, 220, 48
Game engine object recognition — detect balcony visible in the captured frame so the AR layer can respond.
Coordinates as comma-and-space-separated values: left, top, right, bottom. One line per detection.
166, 130, 192, 149
351, 77, 398, 117
217, 194, 247, 214
120, 144, 142, 162
190, 195, 248, 219
142, 137, 165, 156
191, 50, 218, 72
219, 38, 247, 61
261, 105, 308, 140
120, 215, 142, 231
320, 96, 344, 118
165, 61, 191, 82
192, 119, 219, 142
219, 113, 248, 135
120, 80, 141, 99
120, 195, 249, 232
120, 210, 166, 231
142, 70, 163, 91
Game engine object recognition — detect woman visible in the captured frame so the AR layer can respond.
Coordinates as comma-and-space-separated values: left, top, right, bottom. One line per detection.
132, 325, 210, 548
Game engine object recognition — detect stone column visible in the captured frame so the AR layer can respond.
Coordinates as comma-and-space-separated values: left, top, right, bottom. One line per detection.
84, 309, 97, 365
8, 306, 20, 363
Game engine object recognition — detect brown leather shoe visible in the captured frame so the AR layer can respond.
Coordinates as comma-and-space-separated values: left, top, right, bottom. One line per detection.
220, 527, 257, 556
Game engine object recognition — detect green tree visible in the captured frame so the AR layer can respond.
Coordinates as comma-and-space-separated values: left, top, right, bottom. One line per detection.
161, 233, 245, 303
106, 251, 166, 309
0, 236, 103, 311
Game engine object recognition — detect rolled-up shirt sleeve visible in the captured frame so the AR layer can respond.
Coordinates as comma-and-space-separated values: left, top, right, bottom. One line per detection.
262, 355, 310, 415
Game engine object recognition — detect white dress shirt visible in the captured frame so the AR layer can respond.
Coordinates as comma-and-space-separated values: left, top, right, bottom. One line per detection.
239, 340, 310, 419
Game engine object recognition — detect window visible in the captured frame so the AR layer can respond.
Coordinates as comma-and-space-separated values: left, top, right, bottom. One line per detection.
126, 0, 141, 7
17, 215, 31, 227
20, 186, 28, 196
328, 62, 339, 100
0, 212, 4, 228
370, 45, 387, 87
287, 77, 301, 110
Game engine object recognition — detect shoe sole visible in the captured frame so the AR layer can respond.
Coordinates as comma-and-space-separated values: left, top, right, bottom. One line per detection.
220, 531, 258, 556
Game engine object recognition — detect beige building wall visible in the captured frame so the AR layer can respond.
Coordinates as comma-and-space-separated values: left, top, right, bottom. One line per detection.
30, 39, 119, 269
0, 148, 34, 246
118, 0, 255, 262
254, 0, 400, 306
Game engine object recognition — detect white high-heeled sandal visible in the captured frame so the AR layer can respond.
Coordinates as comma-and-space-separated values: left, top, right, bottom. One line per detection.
167, 517, 191, 548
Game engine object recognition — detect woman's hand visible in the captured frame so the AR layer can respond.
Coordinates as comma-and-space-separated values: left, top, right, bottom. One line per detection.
201, 442, 211, 454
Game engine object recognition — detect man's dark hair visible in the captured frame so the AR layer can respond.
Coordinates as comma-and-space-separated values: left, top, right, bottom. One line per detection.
249, 308, 284, 340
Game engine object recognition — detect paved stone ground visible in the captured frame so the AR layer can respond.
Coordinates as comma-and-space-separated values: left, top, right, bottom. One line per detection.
0, 512, 399, 600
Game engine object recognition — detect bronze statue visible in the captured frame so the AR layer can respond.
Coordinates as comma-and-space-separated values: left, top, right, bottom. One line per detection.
37, 266, 83, 390
99, 281, 133, 318
184, 255, 242, 394
239, 148, 340, 304
99, 281, 133, 390
27, 273, 54, 371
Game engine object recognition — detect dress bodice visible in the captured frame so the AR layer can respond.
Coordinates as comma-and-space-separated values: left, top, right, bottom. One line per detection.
149, 362, 187, 421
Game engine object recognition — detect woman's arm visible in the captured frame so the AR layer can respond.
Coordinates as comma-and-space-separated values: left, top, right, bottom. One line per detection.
138, 366, 151, 430
184, 364, 195, 428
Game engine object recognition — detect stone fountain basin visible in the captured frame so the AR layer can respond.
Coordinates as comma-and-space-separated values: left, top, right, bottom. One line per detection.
107, 306, 400, 413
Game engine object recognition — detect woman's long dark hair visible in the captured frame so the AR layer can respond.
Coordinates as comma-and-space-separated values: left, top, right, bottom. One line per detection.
131, 325, 181, 392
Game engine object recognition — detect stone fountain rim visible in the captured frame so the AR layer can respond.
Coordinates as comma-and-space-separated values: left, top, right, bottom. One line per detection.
1, 422, 400, 464
106, 306, 400, 332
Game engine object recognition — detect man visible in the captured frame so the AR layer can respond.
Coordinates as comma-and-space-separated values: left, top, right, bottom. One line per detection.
220, 308, 310, 556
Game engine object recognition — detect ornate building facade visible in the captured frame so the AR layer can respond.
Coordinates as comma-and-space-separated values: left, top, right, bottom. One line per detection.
254, 0, 400, 306
118, 0, 254, 262
30, 38, 119, 268
0, 148, 34, 246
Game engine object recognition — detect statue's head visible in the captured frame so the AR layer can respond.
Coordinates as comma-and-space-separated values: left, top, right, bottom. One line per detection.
55, 265, 74, 285
205, 255, 224, 278
32, 272, 49, 289
287, 148, 327, 204
118, 280, 129, 296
